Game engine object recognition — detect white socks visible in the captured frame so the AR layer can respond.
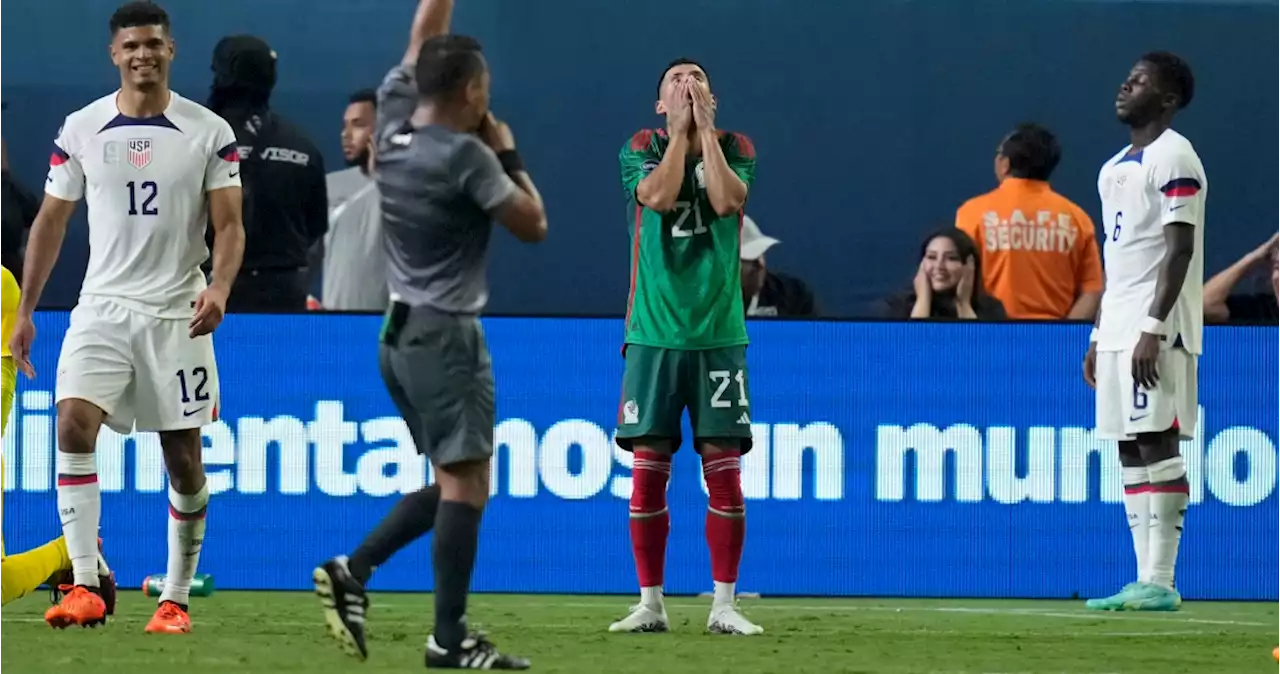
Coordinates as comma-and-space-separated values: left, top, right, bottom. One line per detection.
639, 585, 664, 609
1120, 466, 1151, 583
161, 483, 209, 606
712, 581, 736, 609
56, 451, 101, 588
1146, 456, 1189, 590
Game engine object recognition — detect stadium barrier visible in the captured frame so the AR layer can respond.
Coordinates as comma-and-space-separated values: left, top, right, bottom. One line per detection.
4, 313, 1276, 600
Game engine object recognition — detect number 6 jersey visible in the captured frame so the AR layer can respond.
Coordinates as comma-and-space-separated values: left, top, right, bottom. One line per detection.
46, 91, 241, 318
1096, 128, 1207, 354
619, 128, 756, 350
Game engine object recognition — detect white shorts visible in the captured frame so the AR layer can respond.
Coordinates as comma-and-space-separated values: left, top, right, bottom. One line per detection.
56, 299, 220, 434
1095, 346, 1198, 441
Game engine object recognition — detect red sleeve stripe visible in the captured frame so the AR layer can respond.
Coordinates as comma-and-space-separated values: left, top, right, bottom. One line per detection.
1160, 177, 1201, 197
217, 142, 239, 162
49, 144, 70, 166
629, 129, 654, 152
731, 132, 756, 159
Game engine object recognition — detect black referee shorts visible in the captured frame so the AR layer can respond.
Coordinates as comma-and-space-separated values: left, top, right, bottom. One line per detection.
378, 303, 495, 467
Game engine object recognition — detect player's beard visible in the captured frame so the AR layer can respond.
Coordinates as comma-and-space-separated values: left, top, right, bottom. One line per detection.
346, 150, 370, 170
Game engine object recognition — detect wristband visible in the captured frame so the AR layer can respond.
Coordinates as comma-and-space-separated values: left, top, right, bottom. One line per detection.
1139, 316, 1167, 336
497, 149, 524, 175
1088, 328, 1099, 343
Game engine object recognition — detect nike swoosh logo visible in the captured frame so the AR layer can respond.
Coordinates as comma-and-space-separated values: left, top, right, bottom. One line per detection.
1168, 204, 1186, 212
183, 407, 207, 417
229, 170, 240, 178
1129, 414, 1149, 422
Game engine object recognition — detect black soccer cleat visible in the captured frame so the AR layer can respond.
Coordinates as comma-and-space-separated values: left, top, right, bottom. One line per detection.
426, 632, 531, 670
312, 556, 369, 661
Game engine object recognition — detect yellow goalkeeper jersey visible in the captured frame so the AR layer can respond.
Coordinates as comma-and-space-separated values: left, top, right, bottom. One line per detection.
1, 265, 17, 358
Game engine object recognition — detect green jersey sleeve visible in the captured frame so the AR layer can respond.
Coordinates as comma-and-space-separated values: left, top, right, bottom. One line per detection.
619, 129, 661, 198
723, 132, 757, 190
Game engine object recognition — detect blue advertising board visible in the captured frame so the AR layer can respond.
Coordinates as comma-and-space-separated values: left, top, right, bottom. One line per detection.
3, 314, 1276, 600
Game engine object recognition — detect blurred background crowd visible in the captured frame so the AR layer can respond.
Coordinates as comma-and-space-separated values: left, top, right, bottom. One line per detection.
2, 0, 1276, 323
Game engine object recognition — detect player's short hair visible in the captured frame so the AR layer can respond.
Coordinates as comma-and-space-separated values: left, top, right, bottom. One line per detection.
109, 1, 171, 36
415, 35, 487, 101
1140, 51, 1195, 110
657, 58, 709, 97
349, 89, 377, 110
999, 123, 1061, 182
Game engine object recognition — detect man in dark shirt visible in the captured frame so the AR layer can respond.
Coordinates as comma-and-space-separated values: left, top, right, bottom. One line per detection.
1204, 233, 1278, 324
310, 0, 547, 669
739, 215, 818, 317
207, 35, 327, 312
1, 139, 39, 279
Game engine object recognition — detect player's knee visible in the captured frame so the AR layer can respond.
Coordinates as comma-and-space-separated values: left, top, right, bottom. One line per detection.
434, 458, 491, 508
159, 430, 205, 490
630, 450, 672, 512
54, 401, 103, 453
701, 449, 744, 511
1136, 431, 1181, 465
1117, 440, 1144, 467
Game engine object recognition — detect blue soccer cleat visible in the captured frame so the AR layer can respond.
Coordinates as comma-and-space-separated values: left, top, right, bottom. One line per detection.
1084, 582, 1146, 611
1126, 583, 1182, 611
1086, 582, 1182, 611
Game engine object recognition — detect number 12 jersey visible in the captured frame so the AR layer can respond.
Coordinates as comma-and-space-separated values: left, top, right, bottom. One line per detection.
46, 91, 241, 318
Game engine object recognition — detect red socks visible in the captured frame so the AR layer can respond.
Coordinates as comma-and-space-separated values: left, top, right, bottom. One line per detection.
702, 451, 745, 584
628, 449, 746, 588
628, 450, 671, 588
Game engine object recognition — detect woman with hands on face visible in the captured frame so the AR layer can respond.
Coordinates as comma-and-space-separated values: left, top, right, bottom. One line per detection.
884, 229, 1008, 320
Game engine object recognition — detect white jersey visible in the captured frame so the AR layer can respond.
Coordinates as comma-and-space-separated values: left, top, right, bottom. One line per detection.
46, 91, 241, 318
1096, 129, 1206, 354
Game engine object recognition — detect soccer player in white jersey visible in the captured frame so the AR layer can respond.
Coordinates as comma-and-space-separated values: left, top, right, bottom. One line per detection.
1083, 52, 1205, 612
7, 2, 244, 633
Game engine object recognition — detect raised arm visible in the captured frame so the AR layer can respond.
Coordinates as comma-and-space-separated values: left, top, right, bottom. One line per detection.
1204, 233, 1276, 323
402, 0, 454, 67
690, 84, 751, 216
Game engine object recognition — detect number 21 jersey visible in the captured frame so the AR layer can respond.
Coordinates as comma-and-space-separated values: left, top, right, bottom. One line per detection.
619, 128, 757, 350
1096, 129, 1207, 354
46, 91, 241, 318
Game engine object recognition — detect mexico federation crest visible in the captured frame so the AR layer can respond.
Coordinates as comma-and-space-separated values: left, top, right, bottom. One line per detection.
127, 138, 153, 169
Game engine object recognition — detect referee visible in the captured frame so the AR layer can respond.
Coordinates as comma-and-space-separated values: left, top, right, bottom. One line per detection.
311, 0, 546, 669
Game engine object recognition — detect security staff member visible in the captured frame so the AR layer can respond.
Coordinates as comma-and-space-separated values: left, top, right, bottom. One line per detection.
207, 35, 328, 312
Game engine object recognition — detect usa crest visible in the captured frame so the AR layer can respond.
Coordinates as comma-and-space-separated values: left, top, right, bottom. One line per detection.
127, 139, 152, 169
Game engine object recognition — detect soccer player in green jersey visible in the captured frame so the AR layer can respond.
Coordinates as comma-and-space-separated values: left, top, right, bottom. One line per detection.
609, 58, 762, 636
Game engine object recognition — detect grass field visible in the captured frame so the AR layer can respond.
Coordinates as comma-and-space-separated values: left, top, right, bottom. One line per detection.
1, 591, 1275, 673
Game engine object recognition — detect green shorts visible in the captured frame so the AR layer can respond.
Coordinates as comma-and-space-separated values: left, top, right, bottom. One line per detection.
614, 344, 753, 453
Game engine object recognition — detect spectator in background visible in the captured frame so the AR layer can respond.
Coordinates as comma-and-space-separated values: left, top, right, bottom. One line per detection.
955, 123, 1103, 320
1204, 233, 1278, 324
884, 229, 1007, 320
1, 138, 39, 280
313, 89, 389, 311
207, 35, 328, 312
740, 215, 818, 317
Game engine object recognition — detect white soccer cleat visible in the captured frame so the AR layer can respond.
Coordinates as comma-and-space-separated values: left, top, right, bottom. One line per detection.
707, 603, 763, 635
608, 603, 669, 633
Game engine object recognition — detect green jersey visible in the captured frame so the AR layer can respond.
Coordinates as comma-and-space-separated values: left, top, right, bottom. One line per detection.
619, 129, 757, 350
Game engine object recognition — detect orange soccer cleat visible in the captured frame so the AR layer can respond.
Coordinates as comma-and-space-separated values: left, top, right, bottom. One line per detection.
44, 585, 108, 629
145, 600, 192, 635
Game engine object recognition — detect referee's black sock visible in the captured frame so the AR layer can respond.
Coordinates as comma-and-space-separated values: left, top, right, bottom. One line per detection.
432, 500, 483, 651
349, 484, 442, 584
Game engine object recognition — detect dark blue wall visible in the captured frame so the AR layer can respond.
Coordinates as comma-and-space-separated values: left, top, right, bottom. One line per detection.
3, 0, 1276, 316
